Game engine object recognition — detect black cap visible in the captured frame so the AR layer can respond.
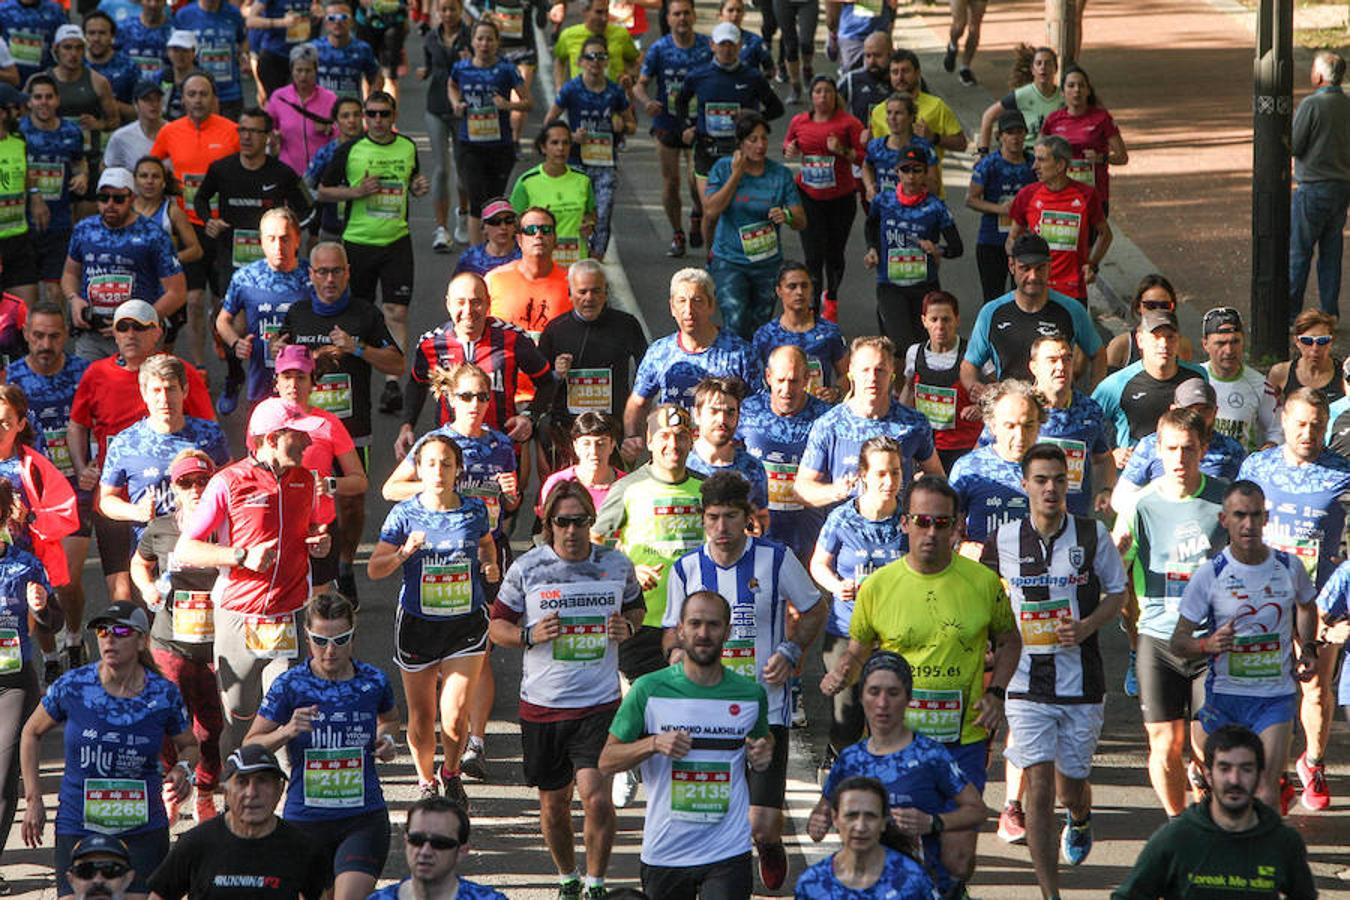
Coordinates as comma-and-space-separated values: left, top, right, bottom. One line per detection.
222, 744, 286, 781
0, 83, 28, 108
898, 145, 930, 167
1139, 309, 1181, 334
997, 109, 1028, 134
1173, 377, 1216, 407
132, 80, 164, 101
1201, 306, 1243, 336
70, 834, 132, 865
88, 601, 150, 634
1011, 232, 1051, 266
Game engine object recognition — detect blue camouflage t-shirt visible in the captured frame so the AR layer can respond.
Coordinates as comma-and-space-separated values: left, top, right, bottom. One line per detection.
368, 880, 506, 900
738, 392, 831, 555
7, 354, 91, 482
172, 2, 247, 103
1238, 446, 1350, 588
639, 32, 712, 133
91, 50, 140, 102
1123, 430, 1247, 487
970, 149, 1036, 245
794, 848, 936, 900
453, 242, 522, 278
801, 400, 936, 489
117, 17, 172, 78
101, 417, 230, 543
633, 330, 762, 409
866, 135, 936, 202
68, 215, 183, 322
816, 500, 906, 636
751, 318, 848, 391
869, 189, 955, 287
687, 444, 769, 511
1314, 560, 1350, 705
378, 495, 492, 619
312, 36, 381, 97
555, 76, 630, 167
949, 445, 1028, 544
411, 425, 518, 540
222, 258, 311, 401
0, 546, 52, 669
19, 117, 84, 232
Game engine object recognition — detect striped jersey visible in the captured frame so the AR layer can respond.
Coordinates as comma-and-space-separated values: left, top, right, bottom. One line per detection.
409, 318, 551, 431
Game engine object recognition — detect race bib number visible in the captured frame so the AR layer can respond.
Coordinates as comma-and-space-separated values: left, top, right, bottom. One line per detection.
467, 107, 502, 142
1042, 437, 1086, 493
905, 688, 963, 743
997, 212, 1012, 234
1068, 157, 1095, 185
738, 221, 778, 262
610, 0, 635, 29
198, 46, 232, 82
1230, 632, 1281, 681
1038, 210, 1081, 252
567, 368, 612, 413
420, 561, 473, 617
914, 382, 956, 431
1019, 597, 1070, 647
886, 247, 927, 286
806, 357, 824, 392
553, 615, 608, 662
665, 79, 695, 116
764, 461, 800, 512
87, 274, 134, 315
243, 613, 299, 658
311, 373, 353, 419
302, 747, 364, 808
0, 194, 25, 233
83, 779, 148, 833
231, 228, 263, 267
0, 628, 20, 674
462, 483, 503, 531
181, 173, 208, 213
64, 117, 92, 154
1268, 534, 1319, 579
801, 155, 836, 190
1163, 561, 1194, 602
171, 591, 214, 643
705, 102, 738, 139
44, 429, 74, 477
132, 54, 161, 76
651, 496, 702, 554
8, 30, 42, 65
372, 0, 401, 14
260, 321, 283, 368
721, 638, 756, 678
495, 7, 523, 38
31, 160, 64, 201
580, 132, 614, 167
367, 179, 405, 219
554, 236, 581, 268
670, 760, 731, 822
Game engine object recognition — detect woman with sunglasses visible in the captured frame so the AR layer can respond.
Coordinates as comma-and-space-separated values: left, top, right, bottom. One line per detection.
862, 94, 939, 208
508, 120, 597, 268
545, 35, 634, 263
536, 410, 626, 517
452, 196, 522, 277
21, 601, 198, 900
369, 433, 499, 809
809, 437, 908, 769
1041, 64, 1128, 216
798, 775, 935, 899
1105, 274, 1195, 373
1269, 309, 1345, 405
808, 653, 985, 896
246, 594, 400, 900
129, 449, 227, 824
449, 19, 530, 245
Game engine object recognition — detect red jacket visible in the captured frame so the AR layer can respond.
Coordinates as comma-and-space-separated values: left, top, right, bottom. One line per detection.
20, 447, 79, 587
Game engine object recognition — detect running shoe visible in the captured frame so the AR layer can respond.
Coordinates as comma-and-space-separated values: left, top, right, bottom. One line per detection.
1188, 759, 1208, 795
583, 886, 607, 900
785, 85, 801, 105
65, 641, 87, 670
1060, 813, 1092, 866
417, 780, 439, 801
942, 43, 958, 72
461, 740, 489, 781
441, 770, 470, 811
433, 225, 451, 253
688, 213, 703, 249
612, 767, 639, 808
666, 231, 687, 258
758, 841, 788, 890
775, 62, 788, 84
558, 880, 583, 899
217, 377, 241, 416
959, 67, 977, 87
997, 800, 1026, 844
1123, 650, 1139, 697
453, 212, 470, 246
821, 293, 839, 323
379, 380, 403, 415
1296, 753, 1331, 810
1279, 774, 1296, 816
826, 30, 839, 61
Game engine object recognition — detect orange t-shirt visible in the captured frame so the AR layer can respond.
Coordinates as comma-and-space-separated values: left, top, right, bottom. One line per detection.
149, 114, 241, 227
486, 260, 571, 402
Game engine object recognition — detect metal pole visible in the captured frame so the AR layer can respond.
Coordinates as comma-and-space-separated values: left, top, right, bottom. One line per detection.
1045, 0, 1078, 70
1251, 0, 1294, 361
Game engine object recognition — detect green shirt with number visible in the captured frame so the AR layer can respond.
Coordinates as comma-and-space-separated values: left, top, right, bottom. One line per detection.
322, 133, 421, 246
0, 134, 30, 240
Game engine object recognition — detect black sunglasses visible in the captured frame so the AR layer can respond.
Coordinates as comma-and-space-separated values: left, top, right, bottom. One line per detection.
455, 391, 490, 403
551, 514, 594, 529
581, 51, 609, 61
365, 108, 393, 118
898, 165, 925, 174
406, 831, 461, 851
174, 475, 211, 489
115, 320, 157, 333
97, 192, 131, 203
484, 216, 516, 226
520, 223, 555, 236
71, 861, 131, 880
903, 513, 955, 530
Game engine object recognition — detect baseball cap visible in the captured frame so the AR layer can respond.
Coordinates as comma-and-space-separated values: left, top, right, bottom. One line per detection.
169, 454, 215, 482
89, 601, 151, 634
1173, 377, 1216, 408
113, 299, 159, 327
70, 834, 132, 865
97, 167, 136, 193
166, 29, 197, 49
54, 24, 85, 45
646, 403, 692, 439
898, 145, 929, 168
248, 397, 326, 437
1139, 309, 1180, 334
222, 744, 286, 781
133, 80, 164, 101
0, 84, 27, 108
1010, 232, 1051, 266
1201, 306, 1243, 336
274, 344, 316, 374
481, 198, 515, 223
997, 109, 1028, 134
711, 22, 740, 44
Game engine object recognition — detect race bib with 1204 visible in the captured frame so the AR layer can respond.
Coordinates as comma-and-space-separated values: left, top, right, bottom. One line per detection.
302, 747, 364, 808
553, 615, 608, 662
670, 760, 731, 822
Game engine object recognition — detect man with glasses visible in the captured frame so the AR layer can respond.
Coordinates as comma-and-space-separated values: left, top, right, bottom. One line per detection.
282, 241, 403, 604
146, 745, 331, 900
453, 197, 522, 277
1200, 307, 1281, 453
318, 89, 429, 415
66, 835, 138, 900
311, 0, 381, 98
820, 474, 1016, 892
194, 107, 311, 412
490, 480, 644, 900
554, 0, 638, 87
61, 167, 186, 362
486, 206, 571, 343
367, 796, 507, 900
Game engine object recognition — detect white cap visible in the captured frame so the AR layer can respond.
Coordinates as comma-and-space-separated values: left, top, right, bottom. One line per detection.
54, 24, 85, 45
166, 29, 197, 49
97, 167, 136, 192
711, 22, 740, 44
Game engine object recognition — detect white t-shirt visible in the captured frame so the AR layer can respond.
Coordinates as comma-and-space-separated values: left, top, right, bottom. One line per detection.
1204, 361, 1281, 451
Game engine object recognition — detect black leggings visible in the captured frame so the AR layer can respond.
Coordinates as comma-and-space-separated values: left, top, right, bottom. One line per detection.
257, 50, 292, 97
799, 191, 856, 301
774, 0, 819, 63
755, 0, 778, 58
459, 145, 517, 216
977, 242, 1012, 302
0, 665, 39, 859
876, 281, 936, 354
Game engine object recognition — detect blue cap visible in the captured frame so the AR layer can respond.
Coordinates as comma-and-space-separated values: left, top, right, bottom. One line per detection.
71, 834, 132, 864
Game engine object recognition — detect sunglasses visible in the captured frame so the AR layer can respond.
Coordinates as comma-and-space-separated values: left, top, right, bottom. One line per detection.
1298, 335, 1334, 347
455, 391, 490, 403
581, 52, 609, 61
325, 11, 349, 19
115, 320, 157, 333
96, 624, 139, 639
365, 108, 393, 118
70, 861, 131, 880
551, 514, 594, 529
484, 216, 516, 226
903, 514, 955, 530
1140, 300, 1174, 311
520, 223, 555, 236
174, 475, 210, 489
309, 629, 354, 648
97, 192, 131, 204
406, 831, 461, 851
898, 165, 925, 174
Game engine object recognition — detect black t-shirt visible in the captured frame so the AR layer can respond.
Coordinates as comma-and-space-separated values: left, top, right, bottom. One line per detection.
193, 155, 313, 237
146, 816, 330, 900
1116, 367, 1198, 443
282, 296, 398, 441
138, 515, 221, 663
538, 306, 648, 421
984, 300, 1078, 382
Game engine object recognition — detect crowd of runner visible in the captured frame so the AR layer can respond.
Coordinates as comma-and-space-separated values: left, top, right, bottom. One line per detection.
0, 0, 1341, 895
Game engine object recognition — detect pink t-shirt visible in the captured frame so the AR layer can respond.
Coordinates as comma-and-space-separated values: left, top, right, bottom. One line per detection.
301, 408, 357, 525
266, 83, 339, 177
1041, 106, 1120, 204
537, 465, 626, 517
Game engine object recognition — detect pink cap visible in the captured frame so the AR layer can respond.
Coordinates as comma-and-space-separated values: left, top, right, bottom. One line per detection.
168, 455, 215, 482
248, 398, 325, 437
481, 198, 515, 222
275, 344, 315, 374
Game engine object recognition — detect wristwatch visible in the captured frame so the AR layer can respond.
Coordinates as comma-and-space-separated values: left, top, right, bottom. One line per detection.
928, 814, 945, 835
232, 547, 247, 567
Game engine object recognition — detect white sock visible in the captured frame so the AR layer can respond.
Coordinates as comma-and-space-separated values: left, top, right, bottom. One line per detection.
584, 876, 604, 890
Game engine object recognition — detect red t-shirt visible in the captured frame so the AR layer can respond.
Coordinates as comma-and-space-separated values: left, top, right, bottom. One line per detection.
783, 109, 868, 200
1041, 106, 1120, 205
245, 407, 356, 525
1009, 180, 1105, 300
70, 356, 215, 461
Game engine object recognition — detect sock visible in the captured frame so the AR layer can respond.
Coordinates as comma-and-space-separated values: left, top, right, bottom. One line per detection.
560, 872, 580, 886
584, 876, 604, 890
440, 764, 459, 780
